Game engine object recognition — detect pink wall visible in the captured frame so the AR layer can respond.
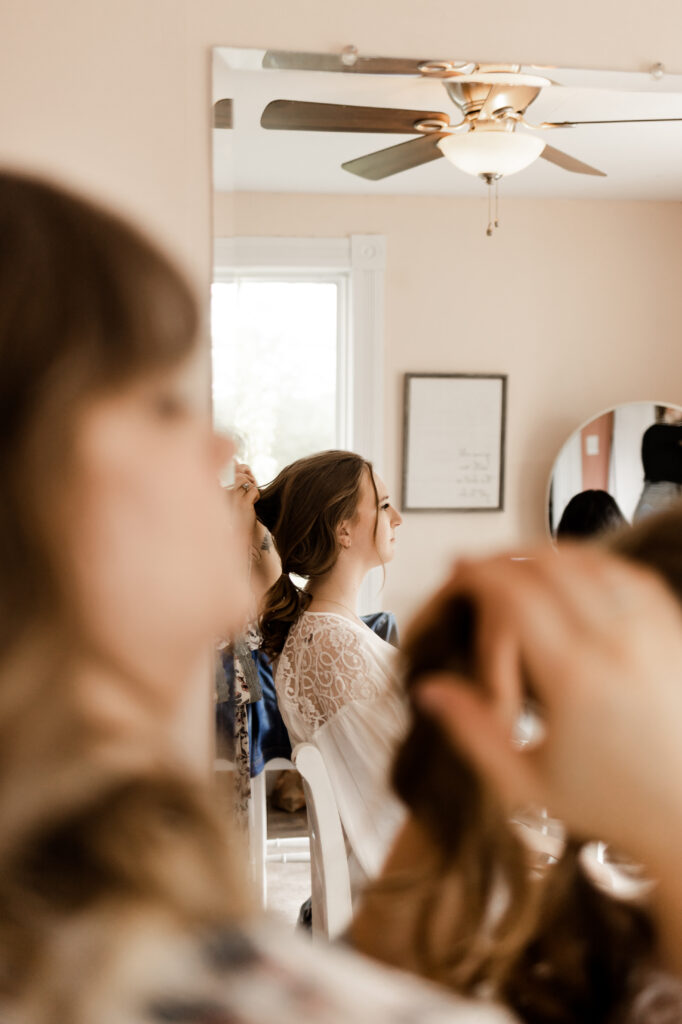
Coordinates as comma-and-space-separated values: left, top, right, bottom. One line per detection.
3, 0, 682, 287
581, 412, 614, 491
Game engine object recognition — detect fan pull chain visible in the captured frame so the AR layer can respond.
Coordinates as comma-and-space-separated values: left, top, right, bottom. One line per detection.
484, 176, 502, 236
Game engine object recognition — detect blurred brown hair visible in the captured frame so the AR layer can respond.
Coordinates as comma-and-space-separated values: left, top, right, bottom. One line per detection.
0, 170, 198, 661
608, 499, 682, 594
0, 769, 246, 1021
0, 171, 248, 1015
354, 509, 682, 1021
255, 450, 374, 658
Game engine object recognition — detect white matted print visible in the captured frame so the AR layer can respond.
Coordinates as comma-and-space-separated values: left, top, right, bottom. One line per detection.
402, 374, 507, 511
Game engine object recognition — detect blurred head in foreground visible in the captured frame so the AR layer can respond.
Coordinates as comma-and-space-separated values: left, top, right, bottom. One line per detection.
355, 507, 682, 1023
0, 170, 251, 1019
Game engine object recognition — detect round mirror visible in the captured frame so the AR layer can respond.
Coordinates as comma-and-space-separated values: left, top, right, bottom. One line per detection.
548, 401, 682, 539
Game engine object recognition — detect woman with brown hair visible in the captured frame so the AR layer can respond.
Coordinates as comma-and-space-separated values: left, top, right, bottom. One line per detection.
0, 168, 519, 1024
0, 167, 252, 1020
352, 509, 682, 1023
256, 452, 406, 884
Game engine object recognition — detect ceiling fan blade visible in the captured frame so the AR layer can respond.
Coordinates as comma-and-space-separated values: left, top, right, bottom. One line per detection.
261, 100, 451, 134
540, 144, 606, 176
262, 50, 429, 76
342, 133, 447, 180
542, 117, 682, 127
213, 99, 233, 129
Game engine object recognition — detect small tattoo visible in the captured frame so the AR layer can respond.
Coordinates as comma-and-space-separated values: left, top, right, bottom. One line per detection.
260, 531, 272, 553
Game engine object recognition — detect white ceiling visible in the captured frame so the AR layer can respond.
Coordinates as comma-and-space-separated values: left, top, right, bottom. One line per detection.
213, 47, 682, 200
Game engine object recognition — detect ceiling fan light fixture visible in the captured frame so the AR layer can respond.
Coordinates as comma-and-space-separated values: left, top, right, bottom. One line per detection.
437, 131, 545, 177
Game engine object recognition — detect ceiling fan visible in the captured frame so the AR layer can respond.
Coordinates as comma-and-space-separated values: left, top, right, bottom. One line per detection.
255, 54, 682, 185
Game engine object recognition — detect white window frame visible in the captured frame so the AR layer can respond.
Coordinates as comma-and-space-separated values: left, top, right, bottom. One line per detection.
213, 234, 386, 613
213, 235, 385, 466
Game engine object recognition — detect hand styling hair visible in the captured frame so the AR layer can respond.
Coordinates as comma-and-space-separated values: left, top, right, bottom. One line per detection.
254, 450, 374, 659
351, 510, 682, 1022
391, 591, 652, 1022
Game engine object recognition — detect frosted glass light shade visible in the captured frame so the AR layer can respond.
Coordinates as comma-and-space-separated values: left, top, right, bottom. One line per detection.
437, 131, 545, 177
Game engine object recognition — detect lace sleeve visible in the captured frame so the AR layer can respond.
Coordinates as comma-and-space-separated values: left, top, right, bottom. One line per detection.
277, 616, 389, 734
275, 614, 406, 879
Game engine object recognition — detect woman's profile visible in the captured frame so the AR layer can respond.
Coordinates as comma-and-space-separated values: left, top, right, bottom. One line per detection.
0, 168, 518, 1024
256, 451, 406, 883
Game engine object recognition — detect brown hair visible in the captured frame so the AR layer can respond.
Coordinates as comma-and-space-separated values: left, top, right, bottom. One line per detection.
0, 171, 248, 1013
0, 767, 249, 1021
0, 170, 198, 661
354, 510, 682, 1021
607, 501, 682, 594
255, 450, 374, 658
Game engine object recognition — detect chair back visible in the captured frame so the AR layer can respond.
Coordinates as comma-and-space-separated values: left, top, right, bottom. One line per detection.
292, 742, 353, 940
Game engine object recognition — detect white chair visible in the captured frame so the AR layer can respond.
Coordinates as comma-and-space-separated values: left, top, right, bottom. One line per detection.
250, 757, 310, 907
215, 756, 310, 909
292, 742, 353, 941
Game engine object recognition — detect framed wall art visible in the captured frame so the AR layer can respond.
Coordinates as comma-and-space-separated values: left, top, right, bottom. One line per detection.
402, 373, 507, 512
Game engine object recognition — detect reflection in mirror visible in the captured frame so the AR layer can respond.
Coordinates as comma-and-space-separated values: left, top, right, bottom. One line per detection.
212, 47, 682, 932
548, 401, 682, 537
211, 277, 339, 482
212, 46, 682, 211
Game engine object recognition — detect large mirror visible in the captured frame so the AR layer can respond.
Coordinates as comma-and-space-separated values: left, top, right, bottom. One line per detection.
210, 44, 682, 927
548, 401, 682, 537
211, 46, 682, 602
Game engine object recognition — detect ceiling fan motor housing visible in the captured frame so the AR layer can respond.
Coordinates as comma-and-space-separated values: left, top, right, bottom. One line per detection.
444, 79, 542, 121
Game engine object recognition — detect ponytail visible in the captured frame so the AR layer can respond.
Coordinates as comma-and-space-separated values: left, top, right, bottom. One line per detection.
371, 588, 656, 1020
254, 450, 370, 659
260, 574, 311, 660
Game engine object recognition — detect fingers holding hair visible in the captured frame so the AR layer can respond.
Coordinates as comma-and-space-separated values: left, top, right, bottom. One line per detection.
417, 673, 545, 812
412, 546, 682, 849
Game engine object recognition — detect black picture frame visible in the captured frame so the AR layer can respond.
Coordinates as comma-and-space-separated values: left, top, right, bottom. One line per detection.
402, 373, 507, 512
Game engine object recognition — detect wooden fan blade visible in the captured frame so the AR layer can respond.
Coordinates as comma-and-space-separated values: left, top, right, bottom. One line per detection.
262, 50, 427, 75
540, 144, 606, 176
543, 117, 682, 127
213, 99, 233, 129
261, 100, 451, 134
342, 133, 447, 180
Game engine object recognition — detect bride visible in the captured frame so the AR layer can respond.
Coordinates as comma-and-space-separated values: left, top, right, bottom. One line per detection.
256, 450, 406, 885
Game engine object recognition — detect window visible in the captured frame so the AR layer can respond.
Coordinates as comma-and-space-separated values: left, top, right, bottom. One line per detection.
212, 276, 344, 483
212, 235, 386, 611
212, 236, 385, 479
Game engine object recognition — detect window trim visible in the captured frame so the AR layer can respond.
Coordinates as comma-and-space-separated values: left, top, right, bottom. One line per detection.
213, 235, 385, 470
213, 235, 386, 615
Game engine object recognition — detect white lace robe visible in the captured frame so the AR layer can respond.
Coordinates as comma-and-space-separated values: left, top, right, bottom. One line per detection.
275, 611, 407, 883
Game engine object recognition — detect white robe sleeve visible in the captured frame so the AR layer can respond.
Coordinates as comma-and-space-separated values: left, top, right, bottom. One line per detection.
275, 615, 407, 881
314, 691, 407, 879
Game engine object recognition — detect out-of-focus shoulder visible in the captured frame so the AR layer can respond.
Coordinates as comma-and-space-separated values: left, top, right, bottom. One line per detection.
198, 919, 519, 1024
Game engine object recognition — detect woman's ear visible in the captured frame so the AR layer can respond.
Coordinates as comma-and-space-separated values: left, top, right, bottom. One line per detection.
337, 520, 352, 550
